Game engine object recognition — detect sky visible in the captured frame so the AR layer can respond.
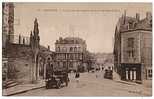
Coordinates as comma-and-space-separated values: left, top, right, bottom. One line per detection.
14, 3, 152, 53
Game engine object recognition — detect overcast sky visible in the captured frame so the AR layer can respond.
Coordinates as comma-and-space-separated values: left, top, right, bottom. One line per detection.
14, 3, 152, 53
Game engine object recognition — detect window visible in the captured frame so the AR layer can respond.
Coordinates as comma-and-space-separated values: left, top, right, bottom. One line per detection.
48, 57, 50, 61
63, 62, 67, 68
68, 54, 70, 59
70, 47, 73, 52
78, 47, 81, 52
74, 47, 77, 52
127, 38, 134, 48
75, 54, 78, 59
128, 22, 133, 29
69, 62, 73, 68
127, 50, 134, 58
57, 47, 60, 52
64, 54, 66, 59
148, 69, 152, 78
62, 47, 66, 52
127, 38, 135, 58
70, 54, 73, 59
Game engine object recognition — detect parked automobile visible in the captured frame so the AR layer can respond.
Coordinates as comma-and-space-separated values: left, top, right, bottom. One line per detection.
46, 74, 61, 89
45, 71, 69, 89
104, 69, 113, 79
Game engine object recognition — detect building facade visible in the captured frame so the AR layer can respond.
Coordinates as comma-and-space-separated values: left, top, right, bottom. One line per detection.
2, 2, 14, 48
3, 18, 42, 85
2, 3, 14, 83
114, 12, 152, 83
55, 37, 87, 72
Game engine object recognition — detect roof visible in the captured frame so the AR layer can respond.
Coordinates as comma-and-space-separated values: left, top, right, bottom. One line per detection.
39, 45, 54, 58
135, 18, 152, 30
56, 37, 86, 44
118, 14, 152, 33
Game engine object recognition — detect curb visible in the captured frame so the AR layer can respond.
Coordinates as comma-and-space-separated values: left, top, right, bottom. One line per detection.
114, 80, 139, 86
3, 85, 45, 96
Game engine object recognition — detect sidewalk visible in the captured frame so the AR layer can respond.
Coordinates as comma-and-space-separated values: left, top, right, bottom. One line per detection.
2, 80, 45, 96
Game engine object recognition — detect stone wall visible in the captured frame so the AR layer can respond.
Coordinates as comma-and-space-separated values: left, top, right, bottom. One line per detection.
121, 31, 141, 63
6, 43, 33, 83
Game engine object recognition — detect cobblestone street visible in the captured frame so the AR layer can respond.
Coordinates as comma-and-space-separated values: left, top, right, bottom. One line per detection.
14, 71, 152, 96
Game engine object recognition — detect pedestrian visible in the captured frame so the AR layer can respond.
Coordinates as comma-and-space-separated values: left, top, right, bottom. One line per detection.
75, 72, 80, 83
102, 67, 104, 71
96, 71, 98, 78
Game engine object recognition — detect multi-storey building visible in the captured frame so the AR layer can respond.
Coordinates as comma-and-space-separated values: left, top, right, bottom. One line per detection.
55, 37, 87, 72
114, 12, 152, 83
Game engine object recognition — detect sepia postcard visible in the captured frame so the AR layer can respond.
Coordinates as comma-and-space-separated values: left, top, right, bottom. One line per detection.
2, 2, 152, 96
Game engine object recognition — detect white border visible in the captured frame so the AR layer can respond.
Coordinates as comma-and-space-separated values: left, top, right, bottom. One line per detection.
1, 0, 154, 3
0, 0, 153, 99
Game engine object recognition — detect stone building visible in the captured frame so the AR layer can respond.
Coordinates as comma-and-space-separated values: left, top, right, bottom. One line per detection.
3, 18, 42, 85
2, 3, 14, 83
39, 46, 55, 79
2, 2, 14, 47
114, 12, 152, 83
55, 37, 87, 72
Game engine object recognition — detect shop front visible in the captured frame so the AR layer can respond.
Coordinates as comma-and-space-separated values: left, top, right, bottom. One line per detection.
121, 63, 142, 82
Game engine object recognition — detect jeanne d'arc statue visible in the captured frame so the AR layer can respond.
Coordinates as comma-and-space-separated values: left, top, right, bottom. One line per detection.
30, 18, 40, 49
29, 18, 40, 83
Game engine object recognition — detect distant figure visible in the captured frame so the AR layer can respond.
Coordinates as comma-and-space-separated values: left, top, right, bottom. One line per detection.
102, 67, 104, 71
75, 72, 80, 83
96, 74, 98, 78
64, 72, 69, 86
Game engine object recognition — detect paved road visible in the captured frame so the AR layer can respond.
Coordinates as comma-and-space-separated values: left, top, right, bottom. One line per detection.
14, 71, 152, 96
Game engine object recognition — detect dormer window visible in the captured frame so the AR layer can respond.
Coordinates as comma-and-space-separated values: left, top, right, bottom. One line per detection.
128, 22, 133, 29
57, 47, 60, 52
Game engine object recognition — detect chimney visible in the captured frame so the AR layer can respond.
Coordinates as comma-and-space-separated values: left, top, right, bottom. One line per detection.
48, 45, 50, 51
123, 10, 127, 24
136, 13, 140, 21
146, 12, 152, 20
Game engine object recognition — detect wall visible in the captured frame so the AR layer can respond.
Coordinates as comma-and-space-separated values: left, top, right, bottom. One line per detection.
8, 58, 33, 84
121, 30, 152, 80
121, 31, 141, 63
140, 30, 152, 79
6, 44, 34, 83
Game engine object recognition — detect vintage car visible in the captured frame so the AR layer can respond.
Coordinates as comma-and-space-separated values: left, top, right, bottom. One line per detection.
45, 71, 69, 89
104, 69, 113, 80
